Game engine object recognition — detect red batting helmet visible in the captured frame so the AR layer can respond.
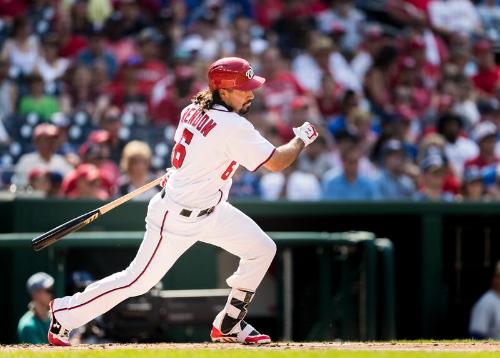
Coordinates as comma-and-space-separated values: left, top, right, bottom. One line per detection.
208, 57, 265, 91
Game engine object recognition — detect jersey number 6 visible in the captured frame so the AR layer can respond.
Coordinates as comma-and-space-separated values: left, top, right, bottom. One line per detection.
172, 128, 194, 168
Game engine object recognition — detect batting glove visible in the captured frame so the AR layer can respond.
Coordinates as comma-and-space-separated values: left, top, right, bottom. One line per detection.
293, 121, 319, 147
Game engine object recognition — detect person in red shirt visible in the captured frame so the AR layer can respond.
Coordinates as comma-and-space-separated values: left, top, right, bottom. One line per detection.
134, 28, 167, 100
472, 40, 500, 98
149, 64, 204, 125
464, 121, 499, 171
61, 163, 109, 200
260, 47, 307, 116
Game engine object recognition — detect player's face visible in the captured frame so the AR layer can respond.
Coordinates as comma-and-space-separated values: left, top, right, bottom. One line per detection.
222, 89, 254, 115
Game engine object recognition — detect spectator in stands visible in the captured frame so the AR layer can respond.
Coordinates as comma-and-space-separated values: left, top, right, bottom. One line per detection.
18, 73, 60, 120
150, 63, 203, 125
472, 39, 500, 98
376, 139, 416, 200
14, 123, 72, 188
116, 141, 159, 201
1, 16, 39, 76
0, 58, 17, 122
452, 76, 481, 130
437, 113, 478, 178
260, 47, 307, 118
469, 261, 500, 340
327, 90, 360, 137
57, 18, 88, 59
77, 27, 118, 80
460, 166, 487, 201
465, 121, 499, 171
292, 36, 335, 93
26, 168, 52, 197
330, 130, 379, 178
35, 34, 70, 91
428, 0, 482, 38
69, 0, 93, 35
477, 0, 500, 46
297, 136, 335, 179
415, 152, 454, 201
346, 108, 377, 156
79, 130, 121, 195
99, 106, 125, 165
17, 272, 53, 343
286, 159, 322, 201
60, 64, 105, 116
134, 28, 168, 98
317, 0, 365, 53
105, 0, 147, 38
363, 45, 399, 116
61, 163, 109, 200
322, 148, 380, 200
230, 170, 261, 199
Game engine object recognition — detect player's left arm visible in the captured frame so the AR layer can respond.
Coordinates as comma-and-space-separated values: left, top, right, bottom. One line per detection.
264, 122, 318, 172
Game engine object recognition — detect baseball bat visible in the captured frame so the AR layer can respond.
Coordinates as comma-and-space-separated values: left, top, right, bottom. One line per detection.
32, 176, 163, 251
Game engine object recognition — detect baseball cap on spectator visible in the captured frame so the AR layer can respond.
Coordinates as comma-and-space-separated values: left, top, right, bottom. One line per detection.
26, 272, 54, 295
137, 27, 163, 45
88, 129, 111, 144
33, 123, 59, 139
473, 121, 497, 143
421, 153, 445, 173
75, 163, 101, 182
473, 39, 492, 54
463, 166, 482, 184
102, 107, 121, 123
364, 23, 383, 39
381, 139, 404, 157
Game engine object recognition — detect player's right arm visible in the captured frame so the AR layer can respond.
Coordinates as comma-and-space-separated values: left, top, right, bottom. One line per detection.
264, 122, 318, 172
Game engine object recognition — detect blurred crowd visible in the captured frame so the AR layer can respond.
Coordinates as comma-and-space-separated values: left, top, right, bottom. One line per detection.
0, 0, 500, 202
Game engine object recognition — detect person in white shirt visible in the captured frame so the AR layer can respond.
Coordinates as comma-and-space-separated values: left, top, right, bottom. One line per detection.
14, 123, 73, 188
428, 0, 482, 36
47, 57, 319, 346
469, 261, 500, 340
437, 113, 478, 178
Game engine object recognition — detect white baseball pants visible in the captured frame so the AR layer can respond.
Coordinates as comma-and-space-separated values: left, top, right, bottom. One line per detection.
52, 192, 276, 330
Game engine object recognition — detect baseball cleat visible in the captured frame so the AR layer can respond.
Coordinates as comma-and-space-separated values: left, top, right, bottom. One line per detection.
210, 320, 271, 344
48, 300, 71, 346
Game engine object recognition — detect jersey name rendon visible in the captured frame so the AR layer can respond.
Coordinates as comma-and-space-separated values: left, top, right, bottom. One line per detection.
180, 107, 217, 137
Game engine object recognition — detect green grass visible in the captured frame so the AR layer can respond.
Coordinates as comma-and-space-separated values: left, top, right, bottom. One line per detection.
2, 350, 500, 358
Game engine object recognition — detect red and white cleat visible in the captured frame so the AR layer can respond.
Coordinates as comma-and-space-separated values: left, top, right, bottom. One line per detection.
47, 301, 71, 346
210, 321, 271, 345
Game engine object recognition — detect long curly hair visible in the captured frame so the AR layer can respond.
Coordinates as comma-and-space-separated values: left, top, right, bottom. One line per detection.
191, 88, 227, 113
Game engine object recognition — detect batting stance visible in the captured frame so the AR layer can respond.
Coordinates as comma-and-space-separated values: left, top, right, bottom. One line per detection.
48, 57, 319, 346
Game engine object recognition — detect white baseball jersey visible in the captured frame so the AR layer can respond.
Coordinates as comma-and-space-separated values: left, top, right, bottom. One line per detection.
165, 103, 276, 208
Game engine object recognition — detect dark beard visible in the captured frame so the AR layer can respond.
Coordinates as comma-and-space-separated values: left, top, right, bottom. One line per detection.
239, 102, 252, 115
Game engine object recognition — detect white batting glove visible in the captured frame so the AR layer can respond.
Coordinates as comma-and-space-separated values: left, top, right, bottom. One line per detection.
293, 121, 319, 147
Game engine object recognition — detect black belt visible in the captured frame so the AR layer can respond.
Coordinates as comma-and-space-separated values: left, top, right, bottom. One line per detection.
161, 188, 216, 218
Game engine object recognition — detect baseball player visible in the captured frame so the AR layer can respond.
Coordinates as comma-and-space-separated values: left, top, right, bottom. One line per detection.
48, 57, 319, 346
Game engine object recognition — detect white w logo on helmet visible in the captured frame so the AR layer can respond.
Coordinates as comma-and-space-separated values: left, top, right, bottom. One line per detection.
245, 67, 254, 79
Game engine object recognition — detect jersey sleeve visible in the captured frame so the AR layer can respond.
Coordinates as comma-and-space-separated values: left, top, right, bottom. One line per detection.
226, 120, 276, 172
